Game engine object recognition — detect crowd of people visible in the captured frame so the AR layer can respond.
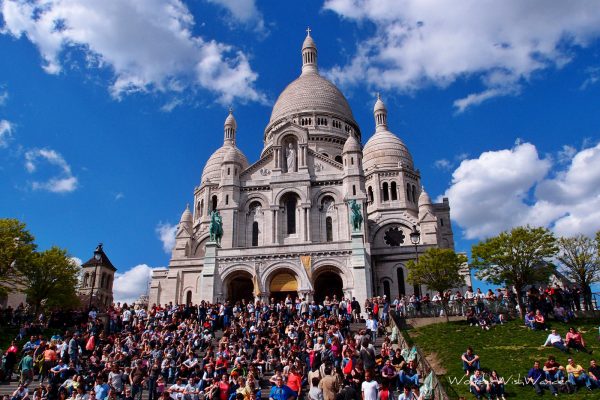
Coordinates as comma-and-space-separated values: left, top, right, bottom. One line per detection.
0, 295, 437, 400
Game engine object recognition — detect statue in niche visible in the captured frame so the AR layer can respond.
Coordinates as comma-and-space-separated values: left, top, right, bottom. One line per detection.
286, 142, 296, 173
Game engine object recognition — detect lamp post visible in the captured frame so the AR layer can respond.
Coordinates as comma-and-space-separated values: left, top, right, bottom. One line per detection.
410, 225, 421, 297
88, 244, 102, 310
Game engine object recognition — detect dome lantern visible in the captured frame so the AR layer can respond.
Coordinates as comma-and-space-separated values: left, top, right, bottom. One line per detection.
224, 107, 237, 145
301, 27, 318, 75
374, 93, 388, 132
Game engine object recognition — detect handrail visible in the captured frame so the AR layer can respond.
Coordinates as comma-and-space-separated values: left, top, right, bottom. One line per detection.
389, 310, 450, 400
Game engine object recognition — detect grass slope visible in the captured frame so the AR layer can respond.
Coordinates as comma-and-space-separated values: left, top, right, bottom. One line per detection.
410, 319, 600, 399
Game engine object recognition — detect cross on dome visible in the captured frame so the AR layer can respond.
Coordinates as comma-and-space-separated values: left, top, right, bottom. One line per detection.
306, 27, 311, 36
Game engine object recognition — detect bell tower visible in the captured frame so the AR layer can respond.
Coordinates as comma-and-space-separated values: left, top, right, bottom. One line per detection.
79, 243, 117, 308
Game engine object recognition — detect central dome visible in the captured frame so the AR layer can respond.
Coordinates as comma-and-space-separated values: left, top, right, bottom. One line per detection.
269, 73, 356, 125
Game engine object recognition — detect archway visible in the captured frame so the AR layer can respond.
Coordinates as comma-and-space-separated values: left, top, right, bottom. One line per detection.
269, 271, 298, 303
228, 274, 254, 304
313, 270, 343, 303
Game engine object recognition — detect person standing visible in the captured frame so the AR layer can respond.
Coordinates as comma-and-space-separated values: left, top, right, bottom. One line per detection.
361, 370, 378, 400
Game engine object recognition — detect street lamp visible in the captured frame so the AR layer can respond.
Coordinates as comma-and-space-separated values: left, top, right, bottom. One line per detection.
410, 225, 421, 297
88, 243, 102, 310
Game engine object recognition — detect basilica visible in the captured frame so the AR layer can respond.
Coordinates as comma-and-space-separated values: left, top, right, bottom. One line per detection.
148, 31, 456, 307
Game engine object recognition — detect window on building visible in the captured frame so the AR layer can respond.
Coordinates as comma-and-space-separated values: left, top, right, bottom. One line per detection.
186, 290, 192, 305
326, 216, 333, 242
351, 157, 354, 165
397, 268, 405, 296
286, 196, 297, 234
391, 182, 398, 201
225, 195, 229, 205
406, 183, 412, 203
352, 185, 356, 196
440, 218, 444, 226
412, 185, 417, 204
383, 182, 389, 201
212, 195, 218, 211
322, 153, 329, 158
383, 280, 391, 300
83, 273, 89, 287
252, 221, 259, 246
335, 155, 343, 164
227, 167, 231, 175
368, 187, 374, 202
199, 200, 204, 216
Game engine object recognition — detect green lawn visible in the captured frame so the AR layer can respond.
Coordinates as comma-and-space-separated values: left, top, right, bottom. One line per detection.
409, 318, 600, 399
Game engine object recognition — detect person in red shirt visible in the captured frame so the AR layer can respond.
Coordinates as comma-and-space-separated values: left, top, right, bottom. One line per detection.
217, 374, 230, 400
533, 310, 547, 331
3, 341, 18, 382
565, 327, 592, 354
286, 365, 302, 398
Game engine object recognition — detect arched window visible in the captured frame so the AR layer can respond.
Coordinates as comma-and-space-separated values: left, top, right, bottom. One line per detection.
440, 218, 444, 227
391, 182, 398, 200
412, 185, 417, 204
100, 273, 106, 289
383, 280, 391, 300
368, 187, 374, 202
252, 221, 259, 246
351, 157, 354, 165
322, 153, 329, 158
186, 290, 192, 306
212, 195, 218, 211
335, 155, 343, 164
199, 200, 204, 216
397, 268, 405, 296
352, 185, 356, 196
406, 183, 412, 203
285, 195, 297, 234
382, 182, 390, 201
325, 216, 333, 242
227, 167, 231, 175
225, 195, 229, 205
83, 273, 89, 288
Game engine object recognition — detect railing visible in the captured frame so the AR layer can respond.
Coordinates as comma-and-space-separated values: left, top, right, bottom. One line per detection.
389, 310, 450, 400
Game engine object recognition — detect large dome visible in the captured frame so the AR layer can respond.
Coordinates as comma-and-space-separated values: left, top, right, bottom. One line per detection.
363, 130, 414, 171
201, 144, 248, 183
269, 73, 356, 126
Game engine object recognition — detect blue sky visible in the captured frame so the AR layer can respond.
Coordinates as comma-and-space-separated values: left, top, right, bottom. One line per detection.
1, 0, 600, 302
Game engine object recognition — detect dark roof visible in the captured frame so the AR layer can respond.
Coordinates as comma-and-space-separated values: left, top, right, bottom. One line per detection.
82, 243, 116, 271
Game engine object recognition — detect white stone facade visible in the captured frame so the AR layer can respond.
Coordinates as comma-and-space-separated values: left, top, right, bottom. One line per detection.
149, 32, 455, 308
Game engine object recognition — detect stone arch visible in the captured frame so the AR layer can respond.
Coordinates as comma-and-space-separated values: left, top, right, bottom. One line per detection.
274, 187, 307, 205
260, 262, 310, 296
369, 216, 419, 244
193, 235, 209, 257
242, 193, 269, 210
273, 129, 308, 147
311, 187, 342, 206
180, 285, 195, 305
222, 268, 255, 303
312, 260, 354, 291
394, 264, 407, 297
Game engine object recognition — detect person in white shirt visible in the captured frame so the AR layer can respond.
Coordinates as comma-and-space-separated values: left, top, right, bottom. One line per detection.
543, 329, 569, 353
361, 370, 378, 400
365, 314, 378, 344
168, 378, 186, 400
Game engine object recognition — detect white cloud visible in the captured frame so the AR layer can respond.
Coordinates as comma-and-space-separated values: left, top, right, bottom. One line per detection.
156, 222, 177, 253
113, 264, 156, 304
324, 0, 600, 111
433, 158, 452, 170
580, 66, 600, 90
207, 0, 266, 34
0, 119, 13, 148
70, 257, 82, 267
114, 192, 125, 201
0, 0, 265, 104
24, 148, 78, 193
557, 145, 577, 164
439, 142, 600, 240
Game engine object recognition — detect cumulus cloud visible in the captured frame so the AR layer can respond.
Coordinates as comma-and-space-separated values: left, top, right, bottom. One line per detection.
113, 264, 156, 304
207, 0, 266, 34
0, 119, 13, 148
24, 148, 78, 193
0, 0, 265, 104
439, 141, 600, 239
324, 0, 600, 111
156, 222, 177, 253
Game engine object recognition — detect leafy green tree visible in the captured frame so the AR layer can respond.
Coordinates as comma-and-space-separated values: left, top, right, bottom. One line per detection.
471, 226, 558, 318
18, 246, 81, 313
407, 248, 468, 321
557, 234, 599, 310
0, 219, 36, 294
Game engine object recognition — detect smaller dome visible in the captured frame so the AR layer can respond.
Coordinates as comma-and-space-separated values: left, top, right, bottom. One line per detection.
223, 145, 246, 165
180, 204, 192, 223
343, 134, 361, 154
374, 95, 386, 113
201, 144, 248, 183
363, 130, 414, 171
418, 188, 432, 207
224, 109, 236, 129
302, 34, 316, 50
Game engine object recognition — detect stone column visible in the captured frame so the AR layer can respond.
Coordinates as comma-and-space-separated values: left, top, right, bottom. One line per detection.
350, 231, 372, 319
202, 241, 219, 302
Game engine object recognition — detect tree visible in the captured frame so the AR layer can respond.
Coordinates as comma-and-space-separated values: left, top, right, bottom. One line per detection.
557, 234, 600, 311
406, 248, 468, 322
0, 219, 37, 295
17, 246, 81, 313
471, 226, 558, 318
